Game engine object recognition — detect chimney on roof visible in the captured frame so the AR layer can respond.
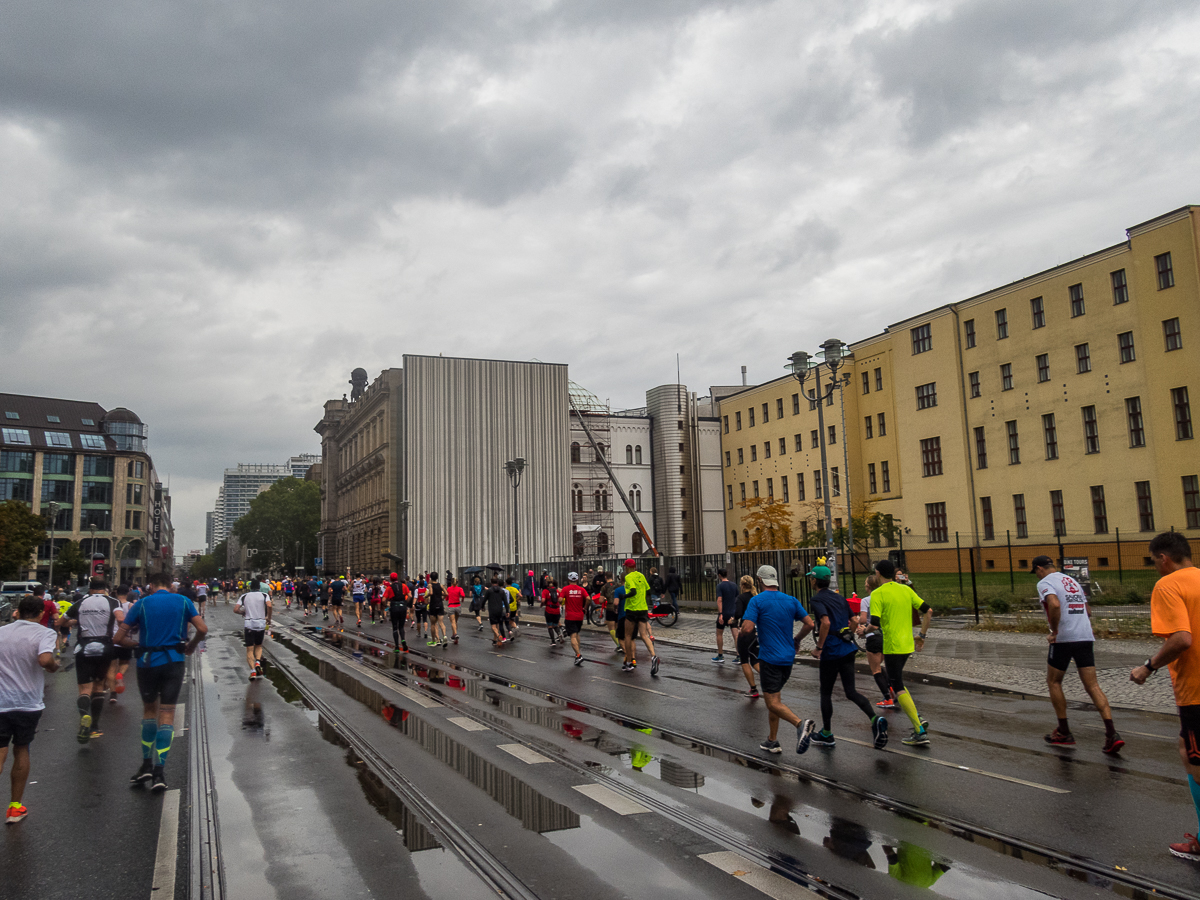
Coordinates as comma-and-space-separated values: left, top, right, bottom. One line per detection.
740, 366, 747, 386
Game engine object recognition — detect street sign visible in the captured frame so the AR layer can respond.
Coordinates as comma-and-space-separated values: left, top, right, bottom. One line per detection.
314, 557, 323, 567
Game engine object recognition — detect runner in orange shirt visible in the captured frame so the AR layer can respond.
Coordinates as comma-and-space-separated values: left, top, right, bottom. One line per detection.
1131, 532, 1200, 861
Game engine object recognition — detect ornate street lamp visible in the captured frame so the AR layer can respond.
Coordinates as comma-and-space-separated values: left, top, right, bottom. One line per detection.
505, 458, 526, 579
46, 501, 61, 588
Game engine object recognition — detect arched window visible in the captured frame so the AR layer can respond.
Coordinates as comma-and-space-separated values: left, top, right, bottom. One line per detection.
730, 530, 737, 547
602, 490, 610, 511
632, 532, 643, 555
743, 529, 750, 546
597, 532, 610, 554
635, 445, 642, 465
636, 490, 642, 511
594, 489, 601, 511
597, 443, 607, 460
570, 442, 581, 464
572, 484, 582, 512
626, 445, 633, 465
629, 489, 635, 508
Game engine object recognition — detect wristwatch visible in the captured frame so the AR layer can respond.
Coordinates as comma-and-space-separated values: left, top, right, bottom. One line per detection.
1143, 658, 1157, 674
918, 632, 927, 639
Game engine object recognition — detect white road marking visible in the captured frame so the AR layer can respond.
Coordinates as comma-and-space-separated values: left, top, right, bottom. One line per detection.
496, 654, 539, 664
589, 676, 684, 700
699, 851, 820, 899
837, 736, 1069, 793
497, 743, 552, 764
571, 783, 650, 815
150, 789, 181, 898
447, 716, 490, 732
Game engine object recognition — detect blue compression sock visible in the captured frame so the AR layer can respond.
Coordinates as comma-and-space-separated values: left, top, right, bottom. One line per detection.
154, 724, 174, 766
141, 719, 156, 759
1189, 775, 1200, 832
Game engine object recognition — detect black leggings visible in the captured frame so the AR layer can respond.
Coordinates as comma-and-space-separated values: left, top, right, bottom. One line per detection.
818, 653, 875, 732
390, 614, 407, 648
883, 653, 911, 693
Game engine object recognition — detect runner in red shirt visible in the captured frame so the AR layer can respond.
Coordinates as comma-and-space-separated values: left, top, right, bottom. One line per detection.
446, 577, 464, 644
541, 578, 562, 644
560, 573, 590, 666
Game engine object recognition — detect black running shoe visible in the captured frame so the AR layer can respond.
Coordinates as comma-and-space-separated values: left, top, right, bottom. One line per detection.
150, 766, 168, 792
810, 730, 836, 747
650, 655, 660, 676
872, 716, 889, 750
796, 719, 816, 754
574, 655, 583, 667
759, 739, 782, 754
130, 759, 154, 785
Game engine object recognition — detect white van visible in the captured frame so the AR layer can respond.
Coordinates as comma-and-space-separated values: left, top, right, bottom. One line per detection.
0, 581, 43, 599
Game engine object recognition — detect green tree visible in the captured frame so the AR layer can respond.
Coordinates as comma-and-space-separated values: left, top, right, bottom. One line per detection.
51, 540, 90, 585
0, 501, 46, 580
735, 498, 797, 550
190, 554, 220, 581
209, 539, 228, 574
232, 478, 320, 573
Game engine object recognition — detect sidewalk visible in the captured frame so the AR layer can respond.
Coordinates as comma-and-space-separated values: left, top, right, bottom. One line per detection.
641, 612, 1176, 715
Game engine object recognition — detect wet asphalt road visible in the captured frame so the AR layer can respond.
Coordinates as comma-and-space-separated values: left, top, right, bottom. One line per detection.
11, 598, 1200, 900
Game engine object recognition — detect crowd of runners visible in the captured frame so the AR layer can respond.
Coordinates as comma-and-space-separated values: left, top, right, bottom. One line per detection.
1, 532, 1199, 863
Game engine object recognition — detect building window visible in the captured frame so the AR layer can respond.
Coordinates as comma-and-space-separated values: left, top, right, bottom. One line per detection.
1030, 296, 1045, 329
723, 415, 729, 434
626, 445, 633, 465
864, 417, 873, 438
1118, 331, 1136, 363
1069, 283, 1085, 317
79, 509, 111, 531
1091, 485, 1108, 534
737, 448, 744, 464
570, 442, 581, 464
1184, 475, 1200, 529
974, 426, 988, 469
1111, 269, 1129, 304
831, 468, 840, 496
981, 496, 994, 541
1, 428, 31, 445
878, 413, 886, 436
735, 412, 742, 430
814, 471, 822, 500
3, 412, 17, 420
763, 442, 771, 460
996, 308, 1008, 339
0, 478, 33, 503
1136, 481, 1155, 531
1013, 494, 1028, 538
912, 323, 932, 354
1, 451, 35, 473
1001, 363, 1013, 391
1050, 490, 1066, 536
965, 319, 976, 348
126, 483, 145, 505
776, 398, 783, 419
875, 368, 883, 391
1156, 252, 1174, 290
828, 425, 836, 445
1082, 406, 1100, 454
794, 433, 803, 452
1174, 387, 1194, 439
78, 434, 103, 450
740, 482, 746, 501
916, 382, 937, 409
811, 430, 819, 449
1036, 354, 1050, 383
781, 475, 789, 502
727, 485, 733, 509
749, 408, 755, 427
44, 431, 72, 448
862, 372, 870, 395
1125, 397, 1146, 447
1042, 413, 1058, 460
881, 461, 891, 492
797, 472, 805, 501
920, 437, 943, 477
750, 445, 757, 462
82, 456, 114, 477
1165, 318, 1183, 352
926, 503, 948, 543
724, 451, 731, 467
1007, 420, 1020, 464
753, 480, 759, 498
779, 437, 786, 456
792, 393, 800, 415
1075, 343, 1091, 373
809, 396, 818, 411
765, 478, 773, 499
868, 463, 877, 494
762, 402, 769, 423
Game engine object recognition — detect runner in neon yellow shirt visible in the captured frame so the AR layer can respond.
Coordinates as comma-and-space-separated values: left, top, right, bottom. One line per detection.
621, 560, 659, 675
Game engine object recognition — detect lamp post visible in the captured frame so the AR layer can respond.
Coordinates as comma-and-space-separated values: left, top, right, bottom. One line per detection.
46, 501, 61, 588
505, 458, 526, 580
398, 500, 411, 578
788, 339, 850, 589
89, 523, 98, 583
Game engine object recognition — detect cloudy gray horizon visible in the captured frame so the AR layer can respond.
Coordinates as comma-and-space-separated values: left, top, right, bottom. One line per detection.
3, 0, 1198, 556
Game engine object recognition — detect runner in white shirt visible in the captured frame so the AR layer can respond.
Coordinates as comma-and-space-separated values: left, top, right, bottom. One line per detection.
234, 579, 273, 681
1032, 556, 1123, 754
195, 581, 209, 617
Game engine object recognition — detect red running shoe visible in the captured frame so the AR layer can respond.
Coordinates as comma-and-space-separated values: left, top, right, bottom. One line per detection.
1170, 834, 1200, 861
876, 698, 895, 709
114, 673, 125, 694
1044, 729, 1076, 746
1102, 733, 1125, 755
6, 804, 28, 824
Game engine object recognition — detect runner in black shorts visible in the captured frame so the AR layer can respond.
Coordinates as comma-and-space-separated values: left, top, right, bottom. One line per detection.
736, 627, 760, 697
329, 578, 345, 626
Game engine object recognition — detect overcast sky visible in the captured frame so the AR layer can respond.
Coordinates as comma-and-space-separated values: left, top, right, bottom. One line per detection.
3, 0, 1199, 555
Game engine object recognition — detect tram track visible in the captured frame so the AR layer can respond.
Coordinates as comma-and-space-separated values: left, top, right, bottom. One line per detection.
280, 618, 1200, 900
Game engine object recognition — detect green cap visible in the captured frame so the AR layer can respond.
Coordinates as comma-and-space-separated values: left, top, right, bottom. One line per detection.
806, 564, 832, 580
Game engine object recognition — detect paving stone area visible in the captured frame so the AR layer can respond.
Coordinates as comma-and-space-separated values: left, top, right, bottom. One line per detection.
651, 613, 1178, 714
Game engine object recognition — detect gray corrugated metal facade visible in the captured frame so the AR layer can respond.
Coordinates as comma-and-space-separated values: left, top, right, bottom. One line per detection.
400, 355, 571, 573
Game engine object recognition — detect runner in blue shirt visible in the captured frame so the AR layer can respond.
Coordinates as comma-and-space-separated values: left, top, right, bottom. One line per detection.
739, 565, 816, 755
112, 570, 206, 792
